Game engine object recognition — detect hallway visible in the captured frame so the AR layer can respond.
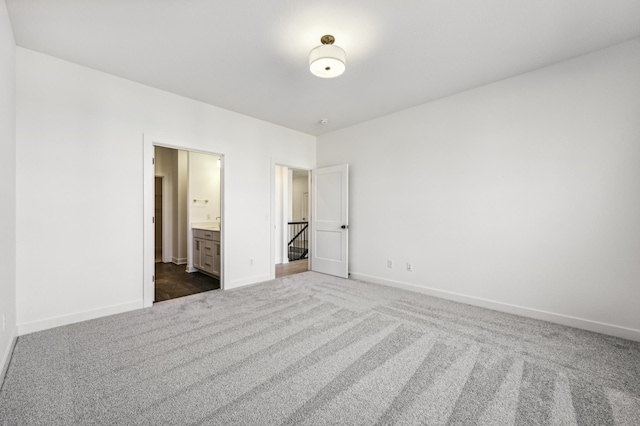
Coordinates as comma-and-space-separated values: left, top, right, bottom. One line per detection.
275, 259, 308, 278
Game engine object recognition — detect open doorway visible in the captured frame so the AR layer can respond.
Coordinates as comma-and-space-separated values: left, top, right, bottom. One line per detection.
153, 146, 221, 302
274, 166, 310, 278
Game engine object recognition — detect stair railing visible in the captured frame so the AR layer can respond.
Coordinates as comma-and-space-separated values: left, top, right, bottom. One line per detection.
287, 221, 308, 261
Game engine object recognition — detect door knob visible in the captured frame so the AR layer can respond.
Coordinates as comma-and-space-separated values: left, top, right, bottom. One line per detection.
341, 225, 348, 229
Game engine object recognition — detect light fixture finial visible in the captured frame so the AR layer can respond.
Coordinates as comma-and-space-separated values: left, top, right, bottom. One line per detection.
320, 35, 335, 45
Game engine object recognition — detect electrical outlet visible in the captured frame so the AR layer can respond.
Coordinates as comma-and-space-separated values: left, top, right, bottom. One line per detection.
206, 214, 211, 220
387, 259, 393, 268
250, 259, 254, 266
406, 262, 413, 272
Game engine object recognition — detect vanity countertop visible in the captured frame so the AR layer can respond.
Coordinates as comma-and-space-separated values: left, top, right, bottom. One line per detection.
192, 225, 220, 231
191, 221, 220, 231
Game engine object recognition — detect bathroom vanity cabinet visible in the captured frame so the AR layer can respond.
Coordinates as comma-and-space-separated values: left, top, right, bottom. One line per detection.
193, 228, 220, 277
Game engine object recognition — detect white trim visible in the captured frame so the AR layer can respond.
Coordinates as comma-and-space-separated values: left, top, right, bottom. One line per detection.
144, 134, 226, 307
17, 300, 143, 336
350, 272, 640, 342
186, 153, 193, 274
0, 328, 17, 389
171, 257, 187, 265
225, 274, 272, 290
282, 168, 290, 264
143, 137, 155, 307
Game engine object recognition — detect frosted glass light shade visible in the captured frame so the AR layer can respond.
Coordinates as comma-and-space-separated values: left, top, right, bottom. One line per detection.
309, 44, 346, 78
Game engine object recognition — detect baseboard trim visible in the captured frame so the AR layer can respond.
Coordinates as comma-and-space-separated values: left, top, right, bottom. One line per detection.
0, 329, 17, 390
349, 272, 640, 342
172, 257, 187, 265
17, 300, 144, 336
225, 274, 273, 290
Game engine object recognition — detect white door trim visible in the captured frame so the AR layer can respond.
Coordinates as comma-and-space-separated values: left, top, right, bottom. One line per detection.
143, 134, 226, 307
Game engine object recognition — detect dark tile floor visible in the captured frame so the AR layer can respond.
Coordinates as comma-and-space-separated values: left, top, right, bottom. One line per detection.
154, 262, 220, 303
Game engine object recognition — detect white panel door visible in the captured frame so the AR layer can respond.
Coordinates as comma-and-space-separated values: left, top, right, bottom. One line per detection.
311, 164, 348, 278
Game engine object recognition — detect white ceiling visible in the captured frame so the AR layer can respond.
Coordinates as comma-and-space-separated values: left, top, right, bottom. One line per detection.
6, 0, 640, 136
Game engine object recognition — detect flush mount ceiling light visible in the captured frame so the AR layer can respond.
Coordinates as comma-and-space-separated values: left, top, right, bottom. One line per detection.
309, 35, 346, 78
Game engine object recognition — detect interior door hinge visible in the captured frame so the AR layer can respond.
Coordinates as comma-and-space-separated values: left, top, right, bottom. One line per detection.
152, 158, 155, 165
152, 275, 155, 282
152, 217, 155, 223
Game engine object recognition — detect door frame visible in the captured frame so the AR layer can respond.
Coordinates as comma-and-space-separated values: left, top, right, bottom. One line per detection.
143, 134, 226, 307
270, 159, 311, 279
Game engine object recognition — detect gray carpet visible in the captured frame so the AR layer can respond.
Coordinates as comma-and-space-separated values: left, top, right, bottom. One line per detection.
1, 272, 639, 425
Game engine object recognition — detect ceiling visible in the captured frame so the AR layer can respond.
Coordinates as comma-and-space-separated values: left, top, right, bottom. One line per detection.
6, 1, 640, 136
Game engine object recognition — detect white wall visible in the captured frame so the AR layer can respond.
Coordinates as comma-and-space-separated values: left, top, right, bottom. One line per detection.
287, 169, 293, 223
16, 48, 315, 333
317, 38, 640, 340
274, 167, 307, 265
0, 0, 17, 380
154, 146, 176, 262
186, 151, 220, 272
154, 146, 191, 264
292, 172, 309, 222
189, 151, 221, 223
175, 150, 188, 263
